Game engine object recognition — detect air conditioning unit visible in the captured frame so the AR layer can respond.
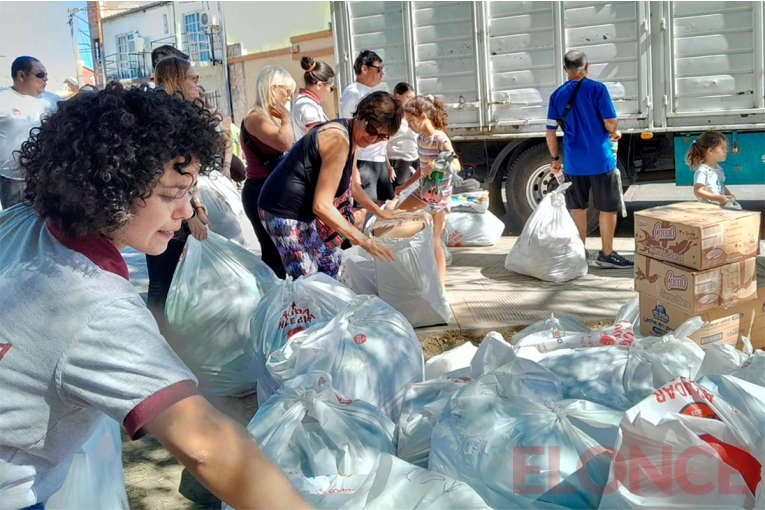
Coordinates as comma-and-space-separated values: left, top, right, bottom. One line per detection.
200, 12, 219, 28
128, 35, 145, 53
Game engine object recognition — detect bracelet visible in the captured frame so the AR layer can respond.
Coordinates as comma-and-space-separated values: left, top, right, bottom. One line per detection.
222, 162, 231, 168
551, 155, 560, 161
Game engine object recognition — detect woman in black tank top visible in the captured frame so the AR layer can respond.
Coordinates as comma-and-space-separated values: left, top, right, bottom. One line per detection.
258, 92, 404, 280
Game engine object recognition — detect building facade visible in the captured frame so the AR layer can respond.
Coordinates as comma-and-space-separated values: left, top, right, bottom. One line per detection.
89, 1, 229, 114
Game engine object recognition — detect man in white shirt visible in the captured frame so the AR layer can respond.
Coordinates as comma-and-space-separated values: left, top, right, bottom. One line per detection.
339, 50, 394, 204
0, 56, 59, 209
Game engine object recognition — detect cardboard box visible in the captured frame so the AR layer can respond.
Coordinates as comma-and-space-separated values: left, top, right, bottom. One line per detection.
634, 202, 760, 270
634, 254, 757, 315
639, 293, 754, 349
372, 211, 431, 239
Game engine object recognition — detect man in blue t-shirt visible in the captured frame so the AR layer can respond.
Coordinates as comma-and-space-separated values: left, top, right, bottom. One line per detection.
545, 50, 633, 268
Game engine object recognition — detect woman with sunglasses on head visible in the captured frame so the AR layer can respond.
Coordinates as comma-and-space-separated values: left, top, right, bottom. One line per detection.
291, 56, 335, 142
241, 66, 296, 279
258, 91, 402, 280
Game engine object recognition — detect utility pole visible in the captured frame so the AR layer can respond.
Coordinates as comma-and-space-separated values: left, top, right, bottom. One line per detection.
217, 0, 233, 118
68, 8, 85, 88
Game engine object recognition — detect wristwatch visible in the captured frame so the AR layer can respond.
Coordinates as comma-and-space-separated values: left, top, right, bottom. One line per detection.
551, 155, 560, 161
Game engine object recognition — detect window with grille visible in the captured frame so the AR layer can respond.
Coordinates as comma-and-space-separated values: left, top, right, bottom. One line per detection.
183, 12, 211, 62
116, 33, 138, 79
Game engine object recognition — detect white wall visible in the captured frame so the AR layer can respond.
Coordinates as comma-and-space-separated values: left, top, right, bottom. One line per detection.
222, 1, 331, 54
101, 3, 176, 58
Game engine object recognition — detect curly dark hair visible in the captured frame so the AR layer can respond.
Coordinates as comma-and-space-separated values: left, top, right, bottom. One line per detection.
19, 82, 224, 238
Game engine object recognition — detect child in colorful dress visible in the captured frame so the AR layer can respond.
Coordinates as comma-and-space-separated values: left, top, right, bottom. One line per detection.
395, 95, 461, 288
686, 130, 737, 206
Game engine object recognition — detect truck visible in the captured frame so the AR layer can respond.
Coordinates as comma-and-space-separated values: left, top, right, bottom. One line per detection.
330, 1, 765, 231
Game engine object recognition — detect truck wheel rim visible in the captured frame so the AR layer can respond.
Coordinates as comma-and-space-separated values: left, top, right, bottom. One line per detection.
525, 164, 558, 210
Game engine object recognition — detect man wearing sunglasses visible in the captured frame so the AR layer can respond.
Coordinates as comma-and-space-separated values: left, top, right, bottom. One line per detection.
0, 56, 59, 209
339, 50, 396, 206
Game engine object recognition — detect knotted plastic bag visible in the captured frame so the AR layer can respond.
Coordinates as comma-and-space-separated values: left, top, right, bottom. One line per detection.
267, 295, 424, 422
504, 182, 588, 282
245, 371, 395, 478
250, 273, 357, 405
165, 232, 277, 396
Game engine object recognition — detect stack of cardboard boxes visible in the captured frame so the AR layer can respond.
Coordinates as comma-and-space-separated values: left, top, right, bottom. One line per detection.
634, 202, 764, 350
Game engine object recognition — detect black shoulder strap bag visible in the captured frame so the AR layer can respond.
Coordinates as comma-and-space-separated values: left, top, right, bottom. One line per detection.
556, 78, 585, 132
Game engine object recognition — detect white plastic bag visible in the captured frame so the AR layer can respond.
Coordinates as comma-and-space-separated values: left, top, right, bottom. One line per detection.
445, 211, 504, 247
246, 372, 395, 477
267, 295, 425, 422
373, 223, 451, 328
697, 340, 753, 378
283, 454, 491, 509
396, 375, 471, 467
504, 182, 588, 282
539, 317, 705, 411
339, 246, 378, 296
430, 368, 622, 509
599, 377, 762, 509
165, 232, 277, 396
250, 273, 357, 405
197, 172, 260, 254
424, 342, 478, 380
46, 417, 129, 510
449, 191, 489, 214
511, 314, 635, 362
614, 295, 641, 335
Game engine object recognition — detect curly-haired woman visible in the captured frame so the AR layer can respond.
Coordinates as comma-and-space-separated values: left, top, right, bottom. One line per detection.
0, 84, 305, 509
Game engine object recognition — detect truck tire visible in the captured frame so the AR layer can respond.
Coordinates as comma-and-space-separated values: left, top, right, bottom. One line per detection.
505, 143, 601, 234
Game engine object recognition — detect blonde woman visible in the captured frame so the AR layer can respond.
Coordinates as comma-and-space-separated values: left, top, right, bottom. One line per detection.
241, 65, 296, 278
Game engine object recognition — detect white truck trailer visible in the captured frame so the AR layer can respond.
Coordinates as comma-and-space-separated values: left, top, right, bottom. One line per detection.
330, 1, 765, 230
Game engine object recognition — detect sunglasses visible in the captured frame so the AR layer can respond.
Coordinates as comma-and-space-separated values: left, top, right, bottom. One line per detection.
364, 120, 390, 141
28, 71, 47, 79
368, 64, 384, 74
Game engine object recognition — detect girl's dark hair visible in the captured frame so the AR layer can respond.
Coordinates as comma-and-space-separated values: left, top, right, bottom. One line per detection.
354, 91, 402, 134
685, 131, 727, 170
300, 55, 335, 87
393, 82, 414, 96
404, 95, 448, 131
18, 82, 224, 238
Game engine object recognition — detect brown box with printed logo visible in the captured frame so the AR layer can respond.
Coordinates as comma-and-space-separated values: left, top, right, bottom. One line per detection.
639, 260, 765, 350
638, 293, 753, 349
634, 254, 757, 315
634, 202, 760, 271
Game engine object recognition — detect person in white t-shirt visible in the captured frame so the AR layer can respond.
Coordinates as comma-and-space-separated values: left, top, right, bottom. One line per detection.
291, 55, 335, 142
685, 130, 736, 206
387, 82, 419, 188
0, 56, 59, 209
339, 50, 395, 205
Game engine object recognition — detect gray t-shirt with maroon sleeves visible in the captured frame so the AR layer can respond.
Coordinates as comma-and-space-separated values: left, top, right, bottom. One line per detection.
0, 205, 198, 507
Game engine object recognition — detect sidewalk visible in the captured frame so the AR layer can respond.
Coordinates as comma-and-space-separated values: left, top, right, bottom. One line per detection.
423, 236, 637, 338
123, 236, 638, 340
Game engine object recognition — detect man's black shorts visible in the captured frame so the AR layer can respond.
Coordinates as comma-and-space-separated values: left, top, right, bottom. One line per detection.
358, 160, 394, 203
564, 170, 621, 212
